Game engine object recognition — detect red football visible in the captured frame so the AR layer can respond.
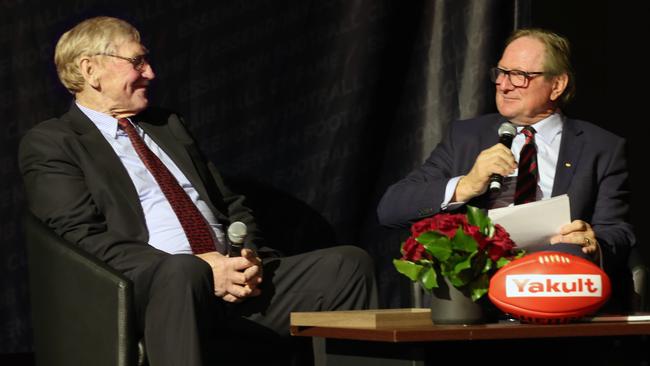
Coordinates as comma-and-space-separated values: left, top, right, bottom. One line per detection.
488, 252, 611, 324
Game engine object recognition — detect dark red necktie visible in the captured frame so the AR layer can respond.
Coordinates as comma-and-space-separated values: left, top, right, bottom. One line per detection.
118, 118, 221, 254
514, 126, 539, 205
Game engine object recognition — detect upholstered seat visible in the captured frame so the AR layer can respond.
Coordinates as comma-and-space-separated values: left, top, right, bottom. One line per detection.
24, 211, 146, 366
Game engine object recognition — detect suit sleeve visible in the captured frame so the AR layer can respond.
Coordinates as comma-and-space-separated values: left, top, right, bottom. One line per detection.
377, 124, 458, 228
591, 137, 636, 252
18, 126, 169, 281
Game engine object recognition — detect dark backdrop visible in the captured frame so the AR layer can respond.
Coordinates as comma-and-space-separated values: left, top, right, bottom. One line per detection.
1, 0, 647, 356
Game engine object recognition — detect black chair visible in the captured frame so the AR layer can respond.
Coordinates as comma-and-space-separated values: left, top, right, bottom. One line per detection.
626, 246, 649, 312
24, 211, 146, 366
24, 211, 308, 366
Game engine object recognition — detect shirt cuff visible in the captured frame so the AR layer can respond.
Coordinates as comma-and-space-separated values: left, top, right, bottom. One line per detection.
441, 176, 466, 211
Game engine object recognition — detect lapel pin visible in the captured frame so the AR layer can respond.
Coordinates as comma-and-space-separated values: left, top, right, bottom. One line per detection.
564, 162, 572, 167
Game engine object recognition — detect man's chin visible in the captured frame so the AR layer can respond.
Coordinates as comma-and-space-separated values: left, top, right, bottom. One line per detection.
134, 97, 149, 111
496, 102, 517, 118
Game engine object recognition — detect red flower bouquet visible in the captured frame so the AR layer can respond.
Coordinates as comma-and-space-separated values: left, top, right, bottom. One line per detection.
394, 206, 524, 301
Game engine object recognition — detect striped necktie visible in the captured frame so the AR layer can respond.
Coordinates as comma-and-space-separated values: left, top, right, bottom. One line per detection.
514, 126, 539, 205
118, 118, 222, 254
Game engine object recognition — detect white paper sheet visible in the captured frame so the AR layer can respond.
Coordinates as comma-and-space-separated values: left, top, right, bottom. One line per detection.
487, 194, 571, 249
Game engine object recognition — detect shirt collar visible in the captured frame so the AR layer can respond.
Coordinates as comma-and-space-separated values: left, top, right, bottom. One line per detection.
516, 113, 563, 144
76, 102, 130, 139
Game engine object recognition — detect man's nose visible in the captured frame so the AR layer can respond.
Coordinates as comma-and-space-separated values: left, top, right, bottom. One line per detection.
497, 75, 515, 91
141, 63, 155, 80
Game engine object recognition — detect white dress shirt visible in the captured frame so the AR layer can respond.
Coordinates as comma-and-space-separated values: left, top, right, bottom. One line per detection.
77, 103, 225, 254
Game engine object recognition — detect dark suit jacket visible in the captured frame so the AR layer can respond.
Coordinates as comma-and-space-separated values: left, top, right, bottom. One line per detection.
19, 103, 267, 285
377, 113, 635, 256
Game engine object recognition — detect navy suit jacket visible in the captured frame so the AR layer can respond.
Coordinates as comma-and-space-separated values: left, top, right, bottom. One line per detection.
377, 113, 635, 256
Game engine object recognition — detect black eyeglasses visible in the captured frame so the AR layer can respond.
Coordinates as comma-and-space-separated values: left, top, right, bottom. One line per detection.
490, 67, 545, 87
95, 53, 150, 71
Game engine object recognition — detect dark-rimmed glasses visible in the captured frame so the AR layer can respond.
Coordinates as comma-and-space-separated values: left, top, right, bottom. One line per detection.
490, 67, 545, 87
95, 53, 149, 72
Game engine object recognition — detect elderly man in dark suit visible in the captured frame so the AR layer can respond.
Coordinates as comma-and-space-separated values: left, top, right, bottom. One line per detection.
19, 16, 376, 366
377, 28, 635, 274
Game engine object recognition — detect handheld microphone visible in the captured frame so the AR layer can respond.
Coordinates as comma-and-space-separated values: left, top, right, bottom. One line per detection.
488, 122, 517, 192
227, 222, 247, 257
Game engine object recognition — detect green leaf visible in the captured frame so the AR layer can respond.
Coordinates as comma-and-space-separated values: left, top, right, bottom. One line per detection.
496, 257, 510, 269
449, 271, 472, 288
451, 269, 473, 288
419, 264, 438, 290
487, 224, 495, 238
442, 248, 479, 288
453, 252, 474, 274
466, 205, 492, 234
393, 259, 423, 281
419, 234, 452, 262
482, 257, 493, 273
415, 231, 446, 245
451, 228, 478, 253
439, 253, 463, 276
468, 273, 490, 302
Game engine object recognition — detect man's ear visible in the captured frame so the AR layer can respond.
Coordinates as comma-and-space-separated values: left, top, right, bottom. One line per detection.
79, 57, 100, 89
549, 73, 568, 101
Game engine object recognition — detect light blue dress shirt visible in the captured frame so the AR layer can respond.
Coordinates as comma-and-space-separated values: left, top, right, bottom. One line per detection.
443, 113, 563, 209
77, 103, 225, 254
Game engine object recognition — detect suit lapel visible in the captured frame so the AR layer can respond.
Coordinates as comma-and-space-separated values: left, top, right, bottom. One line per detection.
552, 118, 584, 196
135, 115, 212, 207
64, 104, 144, 220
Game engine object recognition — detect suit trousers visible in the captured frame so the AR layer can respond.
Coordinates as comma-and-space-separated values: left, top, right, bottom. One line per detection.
139, 245, 378, 366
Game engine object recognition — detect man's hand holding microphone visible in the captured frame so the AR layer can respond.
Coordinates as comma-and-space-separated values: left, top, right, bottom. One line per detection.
453, 122, 518, 202
196, 222, 263, 303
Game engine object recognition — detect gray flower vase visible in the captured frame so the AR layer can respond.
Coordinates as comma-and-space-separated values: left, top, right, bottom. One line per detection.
429, 276, 485, 324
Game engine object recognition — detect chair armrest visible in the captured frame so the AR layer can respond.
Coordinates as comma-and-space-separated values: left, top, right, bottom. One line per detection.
628, 246, 649, 312
24, 212, 138, 366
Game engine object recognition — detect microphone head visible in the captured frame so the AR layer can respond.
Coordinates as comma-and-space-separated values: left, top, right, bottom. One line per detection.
498, 122, 517, 138
227, 222, 247, 244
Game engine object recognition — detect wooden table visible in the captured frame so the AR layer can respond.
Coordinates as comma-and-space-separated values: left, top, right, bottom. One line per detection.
291, 320, 650, 365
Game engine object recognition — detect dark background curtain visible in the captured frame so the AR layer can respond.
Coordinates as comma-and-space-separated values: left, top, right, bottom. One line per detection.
1, 0, 647, 357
